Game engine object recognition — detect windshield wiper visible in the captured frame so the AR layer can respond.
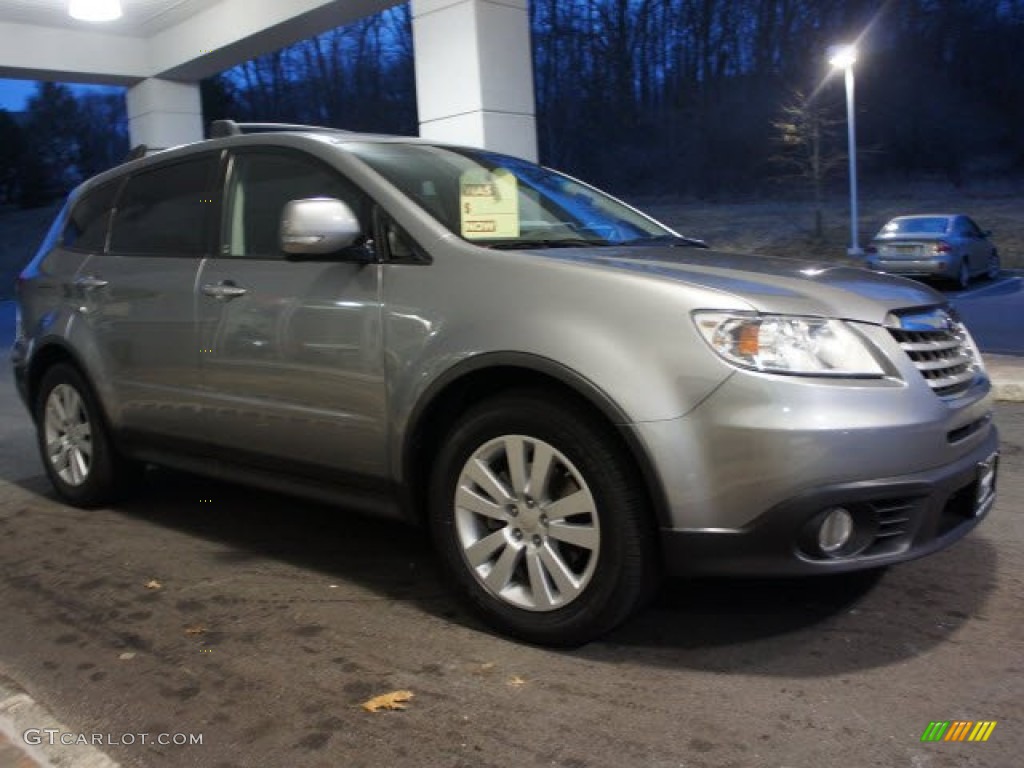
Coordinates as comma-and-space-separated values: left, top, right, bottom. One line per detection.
483, 238, 610, 250
620, 235, 708, 248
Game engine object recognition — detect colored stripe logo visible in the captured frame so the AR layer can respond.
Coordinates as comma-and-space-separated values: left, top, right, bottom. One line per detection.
921, 721, 997, 742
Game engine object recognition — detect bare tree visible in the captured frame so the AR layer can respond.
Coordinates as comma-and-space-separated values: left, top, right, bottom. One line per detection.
771, 89, 846, 239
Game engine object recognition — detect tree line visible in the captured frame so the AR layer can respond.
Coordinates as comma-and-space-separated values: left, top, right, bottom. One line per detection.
0, 83, 128, 207
4, 0, 1022, 208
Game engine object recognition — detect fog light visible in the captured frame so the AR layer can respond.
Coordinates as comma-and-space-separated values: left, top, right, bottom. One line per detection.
818, 507, 853, 554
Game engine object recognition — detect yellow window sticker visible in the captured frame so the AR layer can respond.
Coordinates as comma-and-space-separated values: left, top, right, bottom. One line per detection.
460, 168, 520, 239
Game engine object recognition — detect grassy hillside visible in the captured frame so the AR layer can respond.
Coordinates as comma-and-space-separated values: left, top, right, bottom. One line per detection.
645, 194, 1024, 270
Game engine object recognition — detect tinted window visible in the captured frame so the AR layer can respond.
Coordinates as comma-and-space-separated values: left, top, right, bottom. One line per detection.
224, 151, 368, 258
962, 217, 982, 236
110, 156, 217, 256
63, 181, 120, 251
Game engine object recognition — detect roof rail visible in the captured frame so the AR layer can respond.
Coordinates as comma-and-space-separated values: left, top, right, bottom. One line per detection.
123, 144, 149, 162
209, 120, 350, 138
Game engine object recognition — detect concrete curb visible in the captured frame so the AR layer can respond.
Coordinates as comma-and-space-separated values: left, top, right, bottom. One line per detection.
984, 354, 1024, 403
0, 677, 119, 768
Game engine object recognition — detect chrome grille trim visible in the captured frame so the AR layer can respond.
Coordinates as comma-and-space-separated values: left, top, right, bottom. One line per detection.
888, 322, 977, 398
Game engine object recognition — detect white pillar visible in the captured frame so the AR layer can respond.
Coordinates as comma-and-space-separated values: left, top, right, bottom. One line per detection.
411, 0, 538, 161
126, 78, 203, 150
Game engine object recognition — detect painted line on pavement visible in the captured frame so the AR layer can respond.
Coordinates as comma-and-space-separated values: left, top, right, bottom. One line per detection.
0, 676, 120, 768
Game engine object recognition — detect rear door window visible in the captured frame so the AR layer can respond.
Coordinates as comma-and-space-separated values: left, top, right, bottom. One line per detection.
109, 155, 218, 256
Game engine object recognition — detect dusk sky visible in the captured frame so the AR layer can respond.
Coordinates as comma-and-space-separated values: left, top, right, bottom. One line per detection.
0, 78, 122, 112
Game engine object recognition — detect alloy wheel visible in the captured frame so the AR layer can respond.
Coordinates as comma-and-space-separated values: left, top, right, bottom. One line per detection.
453, 435, 601, 612
43, 383, 93, 487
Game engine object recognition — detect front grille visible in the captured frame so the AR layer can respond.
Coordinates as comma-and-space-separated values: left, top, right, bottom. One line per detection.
888, 326, 976, 398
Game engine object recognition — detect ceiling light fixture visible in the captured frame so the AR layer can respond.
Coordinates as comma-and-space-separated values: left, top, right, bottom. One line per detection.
68, 0, 124, 22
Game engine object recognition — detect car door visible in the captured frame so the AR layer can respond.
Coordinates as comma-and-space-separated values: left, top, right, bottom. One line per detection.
80, 153, 218, 443
195, 147, 388, 479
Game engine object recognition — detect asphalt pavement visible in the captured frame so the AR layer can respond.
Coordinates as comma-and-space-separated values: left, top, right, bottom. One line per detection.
948, 271, 1024, 356
0, 378, 1021, 768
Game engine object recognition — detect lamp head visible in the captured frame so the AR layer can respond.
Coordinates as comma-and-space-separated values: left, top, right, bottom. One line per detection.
828, 44, 858, 70
68, 0, 123, 22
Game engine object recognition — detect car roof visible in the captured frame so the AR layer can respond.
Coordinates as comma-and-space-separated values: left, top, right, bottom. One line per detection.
67, 121, 456, 202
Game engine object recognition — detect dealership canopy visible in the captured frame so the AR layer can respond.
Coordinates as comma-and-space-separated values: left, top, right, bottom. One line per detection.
0, 0, 537, 159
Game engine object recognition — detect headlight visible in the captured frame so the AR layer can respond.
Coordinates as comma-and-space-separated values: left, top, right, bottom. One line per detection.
693, 312, 885, 377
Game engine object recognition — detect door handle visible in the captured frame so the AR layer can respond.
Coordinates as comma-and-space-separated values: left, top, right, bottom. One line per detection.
75, 275, 109, 290
202, 281, 247, 301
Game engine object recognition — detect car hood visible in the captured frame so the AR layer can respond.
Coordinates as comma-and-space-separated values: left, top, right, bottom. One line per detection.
540, 246, 946, 325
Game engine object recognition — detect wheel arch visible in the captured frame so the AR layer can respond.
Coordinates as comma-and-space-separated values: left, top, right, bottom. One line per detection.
25, 340, 89, 421
399, 352, 671, 529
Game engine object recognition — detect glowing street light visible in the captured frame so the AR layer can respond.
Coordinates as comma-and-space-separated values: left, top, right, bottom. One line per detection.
829, 44, 862, 257
68, 0, 123, 22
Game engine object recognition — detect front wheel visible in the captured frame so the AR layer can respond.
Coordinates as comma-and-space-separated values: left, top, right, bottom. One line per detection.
428, 392, 657, 646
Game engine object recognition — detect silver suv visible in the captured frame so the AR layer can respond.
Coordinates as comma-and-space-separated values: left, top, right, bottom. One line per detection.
12, 122, 999, 645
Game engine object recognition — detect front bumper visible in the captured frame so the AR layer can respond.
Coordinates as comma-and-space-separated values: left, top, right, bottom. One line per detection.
659, 428, 998, 576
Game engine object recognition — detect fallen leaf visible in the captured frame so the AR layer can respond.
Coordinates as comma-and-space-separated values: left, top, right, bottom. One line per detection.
144, 580, 162, 590
184, 625, 206, 636
470, 662, 497, 676
361, 690, 414, 712
507, 676, 527, 688
119, 652, 136, 661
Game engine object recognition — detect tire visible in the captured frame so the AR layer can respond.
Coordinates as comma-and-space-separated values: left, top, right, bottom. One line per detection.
987, 250, 1001, 281
428, 391, 658, 646
956, 258, 971, 290
34, 363, 137, 507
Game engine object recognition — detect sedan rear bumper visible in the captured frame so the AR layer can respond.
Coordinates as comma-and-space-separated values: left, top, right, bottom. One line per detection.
866, 257, 955, 277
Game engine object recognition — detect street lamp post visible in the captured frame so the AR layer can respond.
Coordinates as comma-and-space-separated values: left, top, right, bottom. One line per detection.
828, 45, 862, 257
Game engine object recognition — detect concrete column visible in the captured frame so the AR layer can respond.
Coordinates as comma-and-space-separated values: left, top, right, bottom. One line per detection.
126, 78, 203, 150
411, 0, 537, 161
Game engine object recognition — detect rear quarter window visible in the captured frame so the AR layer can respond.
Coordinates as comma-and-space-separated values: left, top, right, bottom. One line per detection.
63, 181, 121, 252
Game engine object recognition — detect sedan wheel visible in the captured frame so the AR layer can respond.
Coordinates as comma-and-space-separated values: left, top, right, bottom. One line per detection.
957, 259, 971, 290
987, 250, 1001, 280
429, 392, 657, 646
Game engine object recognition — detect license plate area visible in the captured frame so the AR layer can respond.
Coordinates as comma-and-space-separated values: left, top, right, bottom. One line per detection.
975, 453, 998, 516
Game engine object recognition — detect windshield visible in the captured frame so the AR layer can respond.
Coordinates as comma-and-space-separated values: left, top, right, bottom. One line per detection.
343, 142, 679, 248
878, 216, 951, 236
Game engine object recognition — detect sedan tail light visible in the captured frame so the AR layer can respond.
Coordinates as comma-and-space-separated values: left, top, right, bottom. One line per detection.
932, 241, 953, 254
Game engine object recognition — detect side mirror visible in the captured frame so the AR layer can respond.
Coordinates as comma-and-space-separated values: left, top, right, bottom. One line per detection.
280, 198, 363, 257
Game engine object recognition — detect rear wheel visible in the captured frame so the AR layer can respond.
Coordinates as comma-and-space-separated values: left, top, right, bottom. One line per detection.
428, 392, 657, 646
957, 259, 971, 290
987, 250, 1001, 280
35, 364, 136, 507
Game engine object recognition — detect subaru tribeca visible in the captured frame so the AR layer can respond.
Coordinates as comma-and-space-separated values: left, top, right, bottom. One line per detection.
12, 122, 999, 645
